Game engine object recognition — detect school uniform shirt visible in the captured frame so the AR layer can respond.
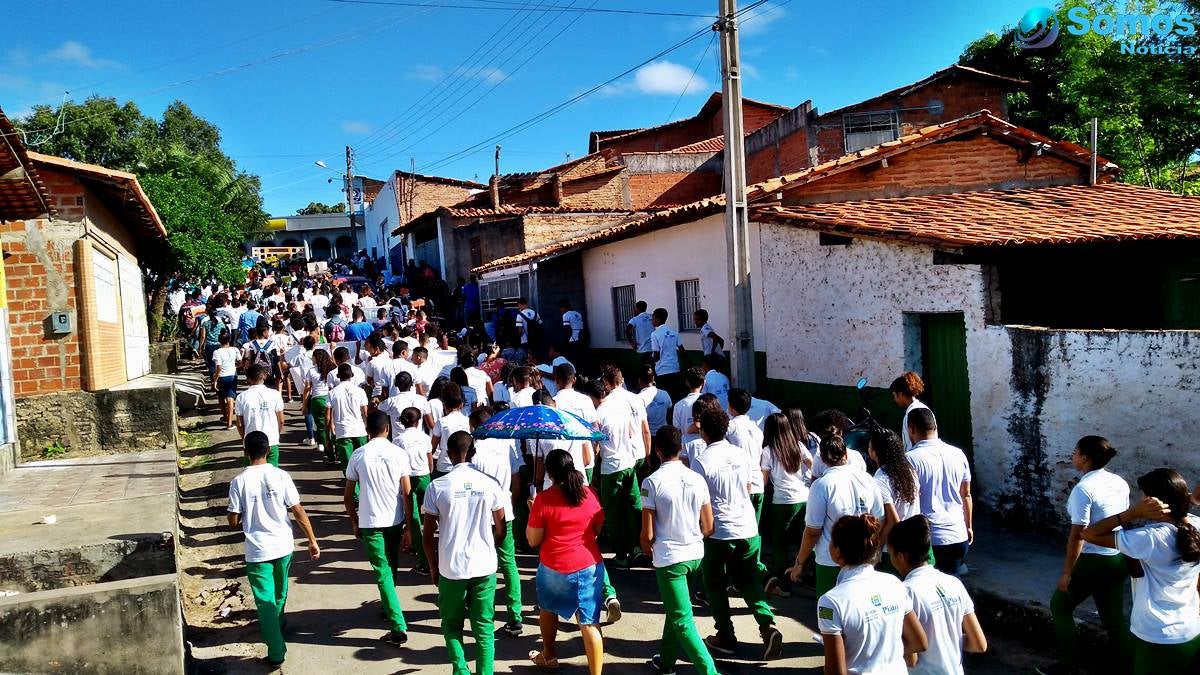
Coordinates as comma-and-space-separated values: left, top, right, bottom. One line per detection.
213, 346, 241, 378
287, 349, 314, 393
628, 311, 654, 352
1068, 468, 1130, 556
689, 440, 758, 541
761, 445, 810, 505
228, 464, 301, 563
554, 388, 598, 425
428, 398, 445, 427
516, 308, 538, 345
367, 352, 393, 397
726, 414, 765, 495
595, 394, 641, 475
397, 426, 433, 477
343, 291, 359, 306
378, 392, 432, 437
325, 363, 367, 390
235, 384, 285, 446
907, 438, 972, 546
746, 397, 782, 430
431, 410, 471, 474
639, 385, 673, 434
533, 438, 587, 490
492, 381, 512, 404
698, 323, 721, 356
810, 448, 869, 482
562, 310, 584, 342
329, 381, 369, 439
806, 464, 887, 567
641, 460, 712, 568
817, 564, 912, 674
1117, 515, 1200, 645
464, 367, 491, 407
680, 437, 707, 464
650, 324, 681, 375
672, 392, 702, 447
470, 438, 523, 521
902, 399, 931, 452
384, 357, 419, 397
904, 565, 975, 675
875, 468, 922, 523
511, 386, 537, 409
305, 367, 332, 397
346, 438, 410, 529
421, 463, 505, 581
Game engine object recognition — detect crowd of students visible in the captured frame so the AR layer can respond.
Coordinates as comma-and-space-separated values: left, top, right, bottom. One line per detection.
210, 280, 1200, 674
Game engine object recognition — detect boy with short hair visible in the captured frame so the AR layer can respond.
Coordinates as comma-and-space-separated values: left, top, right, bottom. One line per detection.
693, 309, 725, 358
725, 388, 766, 522
325, 346, 367, 390
396, 407, 434, 575
429, 383, 470, 479
700, 354, 731, 412
327, 363, 369, 472
468, 407, 525, 637
672, 367, 706, 449
236, 364, 286, 467
228, 431, 320, 669
649, 308, 685, 401
378, 371, 435, 433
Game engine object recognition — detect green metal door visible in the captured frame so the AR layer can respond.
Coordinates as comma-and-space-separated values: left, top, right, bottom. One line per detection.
920, 313, 974, 458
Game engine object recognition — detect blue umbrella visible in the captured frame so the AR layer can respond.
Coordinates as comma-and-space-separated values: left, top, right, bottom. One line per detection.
472, 404, 605, 442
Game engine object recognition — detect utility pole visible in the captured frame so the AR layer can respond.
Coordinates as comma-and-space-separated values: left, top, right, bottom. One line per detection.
345, 145, 356, 253
717, 0, 756, 391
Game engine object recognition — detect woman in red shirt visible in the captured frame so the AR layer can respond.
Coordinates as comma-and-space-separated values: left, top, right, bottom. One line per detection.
527, 449, 606, 673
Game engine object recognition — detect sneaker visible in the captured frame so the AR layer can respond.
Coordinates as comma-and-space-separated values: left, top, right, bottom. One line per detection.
502, 620, 523, 637
647, 654, 676, 675
764, 576, 792, 598
605, 596, 622, 624
630, 551, 651, 568
382, 630, 408, 646
704, 632, 737, 656
761, 624, 783, 660
412, 564, 431, 576
302, 437, 315, 447
692, 590, 709, 607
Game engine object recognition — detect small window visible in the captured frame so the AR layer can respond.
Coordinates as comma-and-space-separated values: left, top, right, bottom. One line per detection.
612, 285, 636, 341
843, 110, 900, 153
819, 233, 853, 246
470, 236, 482, 269
675, 279, 700, 332
93, 252, 118, 323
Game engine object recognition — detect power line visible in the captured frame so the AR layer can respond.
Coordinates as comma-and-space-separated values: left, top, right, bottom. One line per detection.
325, 0, 711, 18
665, 32, 717, 124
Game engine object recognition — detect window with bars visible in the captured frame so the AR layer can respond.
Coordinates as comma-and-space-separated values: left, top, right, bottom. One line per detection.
843, 110, 900, 153
480, 273, 528, 313
675, 279, 700, 332
611, 285, 636, 341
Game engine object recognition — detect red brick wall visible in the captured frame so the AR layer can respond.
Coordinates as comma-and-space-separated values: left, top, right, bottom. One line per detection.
628, 172, 723, 209
784, 135, 1086, 204
560, 171, 626, 210
599, 101, 786, 155
704, 102, 785, 138
401, 181, 479, 224
558, 154, 611, 180
747, 127, 812, 184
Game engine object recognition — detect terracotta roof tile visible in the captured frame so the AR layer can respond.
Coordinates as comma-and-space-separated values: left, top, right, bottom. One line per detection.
0, 108, 55, 220
818, 64, 1028, 119
449, 205, 636, 220
752, 183, 1200, 249
669, 137, 725, 153
28, 151, 165, 238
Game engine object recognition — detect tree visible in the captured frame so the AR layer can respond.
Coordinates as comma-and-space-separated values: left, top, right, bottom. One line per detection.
296, 201, 345, 215
959, 0, 1200, 193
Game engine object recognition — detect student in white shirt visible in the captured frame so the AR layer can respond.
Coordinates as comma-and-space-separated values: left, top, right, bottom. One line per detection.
692, 308, 725, 358
746, 395, 782, 431
699, 355, 730, 411
289, 336, 317, 447
377, 371, 435, 435
891, 371, 931, 452
559, 298, 583, 356
672, 368, 705, 451
304, 350, 337, 462
587, 378, 644, 569
325, 346, 367, 391
211, 331, 241, 429
890, 515, 987, 675
468, 407, 525, 636
725, 389, 766, 521
640, 427, 719, 675
509, 366, 537, 409
1082, 468, 1200, 675
343, 411, 412, 646
649, 307, 685, 401
1043, 435, 1131, 675
906, 408, 973, 576
552, 364, 598, 480
395, 407, 433, 575
788, 435, 887, 597
327, 363, 369, 472
364, 335, 393, 401
429, 383, 470, 479
635, 366, 673, 435
531, 393, 592, 491
760, 412, 813, 597
869, 428, 923, 576
599, 365, 652, 472
421, 430, 507, 675
460, 352, 493, 407
808, 409, 869, 480
227, 432, 320, 667
235, 365, 286, 467
689, 409, 784, 660
816, 514, 927, 674
515, 297, 541, 349
625, 301, 654, 361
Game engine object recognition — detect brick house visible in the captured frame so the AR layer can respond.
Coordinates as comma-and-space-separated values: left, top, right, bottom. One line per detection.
362, 171, 485, 273
588, 92, 788, 154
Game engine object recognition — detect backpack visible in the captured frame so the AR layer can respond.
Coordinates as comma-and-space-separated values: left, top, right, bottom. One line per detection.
522, 309, 544, 345
327, 318, 347, 343
180, 302, 198, 332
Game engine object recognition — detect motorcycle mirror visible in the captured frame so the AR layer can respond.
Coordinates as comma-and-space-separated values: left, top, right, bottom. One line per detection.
856, 377, 868, 390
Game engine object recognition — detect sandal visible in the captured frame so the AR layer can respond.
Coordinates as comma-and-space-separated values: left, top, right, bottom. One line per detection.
528, 650, 559, 670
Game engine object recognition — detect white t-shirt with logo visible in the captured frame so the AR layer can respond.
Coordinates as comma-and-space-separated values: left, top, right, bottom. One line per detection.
431, 410, 471, 473
907, 439, 972, 546
904, 565, 975, 675
470, 438, 523, 521
761, 445, 810, 505
650, 324, 681, 375
1068, 468, 1130, 556
227, 464, 300, 563
421, 464, 505, 581
817, 564, 912, 674
746, 397, 782, 430
235, 384, 284, 446
641, 461, 711, 567
1117, 516, 1200, 644
805, 464, 887, 567
396, 426, 432, 477
639, 386, 672, 434
628, 311, 654, 352
329, 381, 368, 439
595, 394, 641, 475
516, 308, 538, 345
345, 438, 410, 529
726, 414, 765, 494
701, 370, 730, 410
689, 439, 758, 541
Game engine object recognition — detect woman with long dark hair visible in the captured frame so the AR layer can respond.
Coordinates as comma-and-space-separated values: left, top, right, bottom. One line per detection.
527, 449, 606, 673
869, 428, 922, 576
304, 348, 337, 462
761, 412, 812, 596
1083, 468, 1200, 675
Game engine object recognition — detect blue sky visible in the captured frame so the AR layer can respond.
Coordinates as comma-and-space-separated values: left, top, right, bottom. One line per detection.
1, 0, 1034, 216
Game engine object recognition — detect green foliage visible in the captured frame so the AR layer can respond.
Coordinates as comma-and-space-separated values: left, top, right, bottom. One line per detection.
958, 0, 1200, 193
297, 201, 345, 215
42, 441, 67, 459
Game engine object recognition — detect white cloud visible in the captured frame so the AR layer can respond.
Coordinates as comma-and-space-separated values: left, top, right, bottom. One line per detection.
634, 61, 709, 96
467, 66, 506, 84
739, 4, 787, 37
408, 64, 444, 82
341, 120, 372, 135
742, 62, 761, 80
44, 41, 120, 69
408, 64, 507, 85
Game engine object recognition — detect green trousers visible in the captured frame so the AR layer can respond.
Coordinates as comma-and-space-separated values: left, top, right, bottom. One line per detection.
750, 492, 764, 524
513, 462, 533, 548
600, 468, 641, 558
585, 467, 594, 483
308, 396, 330, 457
1052, 552, 1131, 668
334, 436, 367, 473
438, 574, 497, 675
496, 521, 522, 622
361, 525, 407, 632
243, 444, 280, 468
702, 537, 775, 637
246, 554, 292, 663
766, 502, 805, 576
656, 559, 718, 675
1134, 634, 1200, 675
816, 563, 841, 597
409, 474, 431, 566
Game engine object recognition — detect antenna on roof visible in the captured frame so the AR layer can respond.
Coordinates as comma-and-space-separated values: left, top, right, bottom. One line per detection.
494, 144, 502, 178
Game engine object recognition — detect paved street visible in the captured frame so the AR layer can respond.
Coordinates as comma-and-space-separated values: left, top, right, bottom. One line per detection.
180, 397, 1045, 674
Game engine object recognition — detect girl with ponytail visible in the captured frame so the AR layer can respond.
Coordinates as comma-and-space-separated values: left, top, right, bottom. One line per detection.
1083, 468, 1200, 674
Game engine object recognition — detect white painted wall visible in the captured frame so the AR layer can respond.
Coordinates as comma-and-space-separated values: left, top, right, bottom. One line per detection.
363, 177, 400, 261
580, 214, 766, 351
